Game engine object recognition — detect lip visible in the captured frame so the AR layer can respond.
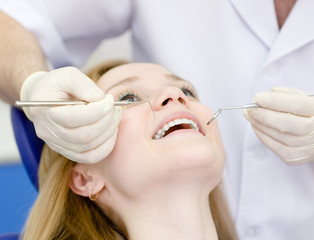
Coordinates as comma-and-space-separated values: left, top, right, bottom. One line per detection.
152, 111, 205, 139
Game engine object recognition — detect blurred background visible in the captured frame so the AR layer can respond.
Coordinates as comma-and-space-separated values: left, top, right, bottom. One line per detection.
0, 32, 131, 234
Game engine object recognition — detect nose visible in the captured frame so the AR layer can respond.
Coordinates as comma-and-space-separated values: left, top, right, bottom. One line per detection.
153, 87, 189, 111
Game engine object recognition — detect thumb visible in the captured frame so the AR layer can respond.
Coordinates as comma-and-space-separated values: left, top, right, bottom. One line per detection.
80, 84, 105, 102
55, 67, 105, 102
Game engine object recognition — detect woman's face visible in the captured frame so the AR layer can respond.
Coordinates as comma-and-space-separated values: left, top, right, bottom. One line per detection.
94, 63, 225, 199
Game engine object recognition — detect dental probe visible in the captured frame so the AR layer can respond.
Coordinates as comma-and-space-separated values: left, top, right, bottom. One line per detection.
15, 100, 156, 119
15, 100, 145, 107
207, 103, 259, 125
207, 94, 314, 125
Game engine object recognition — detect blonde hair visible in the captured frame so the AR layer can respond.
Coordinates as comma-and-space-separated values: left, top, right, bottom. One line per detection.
23, 60, 238, 240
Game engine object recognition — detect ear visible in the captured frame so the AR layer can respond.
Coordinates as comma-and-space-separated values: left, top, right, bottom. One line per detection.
69, 164, 105, 197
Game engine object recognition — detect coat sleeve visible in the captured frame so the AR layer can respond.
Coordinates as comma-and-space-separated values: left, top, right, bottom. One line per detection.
0, 0, 132, 68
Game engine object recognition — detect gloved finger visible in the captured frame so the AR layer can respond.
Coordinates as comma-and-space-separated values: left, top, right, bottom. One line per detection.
76, 129, 119, 164
63, 107, 122, 152
49, 95, 114, 128
75, 124, 119, 153
53, 67, 105, 102
243, 107, 314, 136
245, 113, 314, 147
49, 129, 119, 164
255, 87, 314, 116
46, 106, 122, 151
270, 86, 310, 95
251, 126, 314, 166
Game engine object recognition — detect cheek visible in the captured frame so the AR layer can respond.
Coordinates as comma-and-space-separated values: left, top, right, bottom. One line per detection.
192, 103, 223, 145
188, 102, 212, 124
102, 107, 155, 196
192, 103, 226, 168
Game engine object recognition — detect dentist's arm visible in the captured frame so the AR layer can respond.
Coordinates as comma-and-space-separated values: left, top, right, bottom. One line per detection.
0, 11, 122, 163
0, 11, 47, 104
243, 87, 314, 165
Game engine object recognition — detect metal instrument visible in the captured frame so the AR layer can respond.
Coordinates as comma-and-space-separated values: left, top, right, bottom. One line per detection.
207, 94, 314, 125
15, 100, 156, 119
207, 103, 259, 125
15, 100, 145, 107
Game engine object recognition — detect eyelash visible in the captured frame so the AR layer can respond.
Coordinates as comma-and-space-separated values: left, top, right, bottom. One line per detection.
180, 84, 198, 99
118, 90, 142, 102
117, 84, 198, 102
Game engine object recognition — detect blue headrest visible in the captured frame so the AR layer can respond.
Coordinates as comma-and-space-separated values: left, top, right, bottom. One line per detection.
0, 233, 20, 240
11, 107, 44, 190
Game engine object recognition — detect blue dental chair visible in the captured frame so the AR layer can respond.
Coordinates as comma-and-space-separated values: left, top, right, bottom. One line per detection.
10, 107, 44, 190
0, 108, 44, 240
0, 233, 20, 240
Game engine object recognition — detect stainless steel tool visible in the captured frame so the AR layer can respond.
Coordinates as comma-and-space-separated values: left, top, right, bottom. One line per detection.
15, 100, 156, 119
207, 94, 314, 125
15, 100, 145, 107
207, 103, 259, 125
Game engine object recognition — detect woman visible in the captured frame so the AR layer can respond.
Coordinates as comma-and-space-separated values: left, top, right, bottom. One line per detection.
23, 60, 238, 240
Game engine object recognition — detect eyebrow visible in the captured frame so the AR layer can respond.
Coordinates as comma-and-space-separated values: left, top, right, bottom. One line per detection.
165, 73, 187, 82
165, 73, 197, 90
106, 76, 139, 92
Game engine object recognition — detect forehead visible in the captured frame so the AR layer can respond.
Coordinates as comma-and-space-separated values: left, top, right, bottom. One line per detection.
97, 63, 173, 90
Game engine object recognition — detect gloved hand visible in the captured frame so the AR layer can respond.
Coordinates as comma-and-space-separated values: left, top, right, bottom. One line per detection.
20, 67, 123, 163
243, 87, 314, 166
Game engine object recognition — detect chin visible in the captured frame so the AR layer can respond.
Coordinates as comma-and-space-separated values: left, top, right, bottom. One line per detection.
161, 139, 225, 186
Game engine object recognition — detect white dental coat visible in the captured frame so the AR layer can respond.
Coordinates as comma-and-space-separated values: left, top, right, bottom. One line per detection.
1, 0, 314, 239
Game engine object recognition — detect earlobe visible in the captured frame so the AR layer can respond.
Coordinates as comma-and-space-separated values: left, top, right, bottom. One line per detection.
69, 164, 105, 198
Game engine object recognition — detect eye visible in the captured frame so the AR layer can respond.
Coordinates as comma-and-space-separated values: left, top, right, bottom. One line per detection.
118, 91, 142, 102
181, 85, 198, 99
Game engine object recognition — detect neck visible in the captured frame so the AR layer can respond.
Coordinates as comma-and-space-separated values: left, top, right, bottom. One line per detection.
121, 186, 218, 240
274, 0, 297, 28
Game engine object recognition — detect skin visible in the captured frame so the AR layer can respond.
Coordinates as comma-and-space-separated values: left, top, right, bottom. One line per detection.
274, 0, 297, 28
0, 11, 47, 104
70, 63, 225, 240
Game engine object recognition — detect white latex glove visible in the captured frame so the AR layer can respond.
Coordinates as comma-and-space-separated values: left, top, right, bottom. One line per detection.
243, 87, 314, 166
20, 67, 123, 163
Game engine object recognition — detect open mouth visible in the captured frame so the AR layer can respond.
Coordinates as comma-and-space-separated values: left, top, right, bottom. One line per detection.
153, 118, 200, 140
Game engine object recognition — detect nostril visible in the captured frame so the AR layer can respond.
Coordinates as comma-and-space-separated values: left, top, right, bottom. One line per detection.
161, 97, 186, 106
178, 97, 185, 104
162, 98, 170, 106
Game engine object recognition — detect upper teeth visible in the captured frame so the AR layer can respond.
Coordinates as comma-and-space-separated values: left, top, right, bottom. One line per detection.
153, 118, 199, 140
